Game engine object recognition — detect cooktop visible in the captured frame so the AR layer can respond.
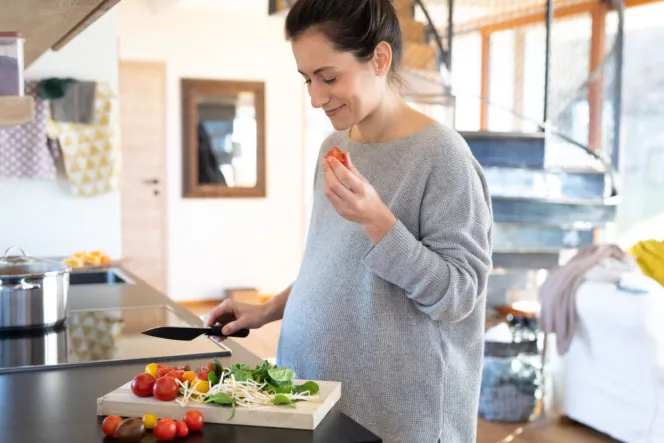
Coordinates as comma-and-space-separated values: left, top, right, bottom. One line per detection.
0, 305, 232, 373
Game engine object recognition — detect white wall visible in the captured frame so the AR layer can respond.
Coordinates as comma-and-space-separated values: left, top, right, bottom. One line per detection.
116, 0, 306, 301
0, 11, 121, 259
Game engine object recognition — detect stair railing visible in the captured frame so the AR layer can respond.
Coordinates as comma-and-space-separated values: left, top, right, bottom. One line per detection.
408, 0, 623, 198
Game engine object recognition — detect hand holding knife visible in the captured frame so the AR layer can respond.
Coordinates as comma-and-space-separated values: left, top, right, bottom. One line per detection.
141, 326, 250, 341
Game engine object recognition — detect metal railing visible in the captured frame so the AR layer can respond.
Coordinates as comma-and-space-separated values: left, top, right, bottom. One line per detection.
410, 0, 624, 197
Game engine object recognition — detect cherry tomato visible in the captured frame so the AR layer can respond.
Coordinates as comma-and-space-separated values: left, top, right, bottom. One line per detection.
325, 146, 348, 167
183, 410, 204, 431
196, 369, 209, 380
145, 363, 158, 377
153, 375, 179, 401
192, 379, 209, 393
102, 415, 124, 437
153, 418, 177, 441
165, 370, 183, 382
182, 371, 197, 384
206, 362, 216, 372
157, 366, 171, 378
143, 413, 158, 430
174, 420, 188, 438
131, 373, 156, 397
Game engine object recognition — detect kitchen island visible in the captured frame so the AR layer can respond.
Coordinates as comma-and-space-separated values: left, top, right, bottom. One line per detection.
0, 268, 381, 443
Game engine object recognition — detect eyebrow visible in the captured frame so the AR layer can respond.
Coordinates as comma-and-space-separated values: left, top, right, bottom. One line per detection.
298, 66, 336, 76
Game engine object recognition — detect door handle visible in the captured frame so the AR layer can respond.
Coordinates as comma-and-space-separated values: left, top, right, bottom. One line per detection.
143, 178, 159, 185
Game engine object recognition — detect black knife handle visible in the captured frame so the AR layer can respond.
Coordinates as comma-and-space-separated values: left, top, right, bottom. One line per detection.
206, 326, 250, 338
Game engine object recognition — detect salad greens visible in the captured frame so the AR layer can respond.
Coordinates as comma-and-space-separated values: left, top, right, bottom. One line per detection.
176, 360, 320, 419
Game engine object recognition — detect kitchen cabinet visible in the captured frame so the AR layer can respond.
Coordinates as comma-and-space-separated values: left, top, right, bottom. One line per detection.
0, 0, 122, 68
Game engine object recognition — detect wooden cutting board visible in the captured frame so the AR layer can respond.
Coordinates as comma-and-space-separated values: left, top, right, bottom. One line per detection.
97, 380, 342, 430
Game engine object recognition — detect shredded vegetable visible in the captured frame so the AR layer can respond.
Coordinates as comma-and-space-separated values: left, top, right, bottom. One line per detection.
173, 360, 320, 417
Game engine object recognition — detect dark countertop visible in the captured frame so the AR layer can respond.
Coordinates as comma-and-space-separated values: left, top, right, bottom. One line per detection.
0, 268, 381, 443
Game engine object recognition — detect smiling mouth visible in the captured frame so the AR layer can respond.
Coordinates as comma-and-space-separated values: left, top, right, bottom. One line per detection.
325, 105, 344, 116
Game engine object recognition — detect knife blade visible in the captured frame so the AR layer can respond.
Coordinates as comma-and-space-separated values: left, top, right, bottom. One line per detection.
141, 326, 250, 341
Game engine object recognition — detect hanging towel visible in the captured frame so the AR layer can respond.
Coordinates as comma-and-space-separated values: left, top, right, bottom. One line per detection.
38, 77, 77, 99
50, 81, 97, 124
47, 82, 121, 196
538, 244, 635, 356
629, 239, 664, 287
0, 81, 57, 179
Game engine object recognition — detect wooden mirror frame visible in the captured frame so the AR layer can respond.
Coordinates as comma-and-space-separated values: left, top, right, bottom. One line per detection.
181, 78, 266, 198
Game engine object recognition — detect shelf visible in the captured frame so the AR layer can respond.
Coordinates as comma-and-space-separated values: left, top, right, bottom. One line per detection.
0, 95, 35, 127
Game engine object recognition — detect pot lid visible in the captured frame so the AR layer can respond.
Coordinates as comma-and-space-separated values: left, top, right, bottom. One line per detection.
0, 246, 70, 276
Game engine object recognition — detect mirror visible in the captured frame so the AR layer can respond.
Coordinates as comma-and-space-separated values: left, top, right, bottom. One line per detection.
182, 79, 266, 198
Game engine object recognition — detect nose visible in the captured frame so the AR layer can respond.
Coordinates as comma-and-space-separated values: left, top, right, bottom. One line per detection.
309, 83, 329, 109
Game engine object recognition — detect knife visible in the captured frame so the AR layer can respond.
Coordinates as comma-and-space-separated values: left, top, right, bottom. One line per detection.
141, 326, 250, 341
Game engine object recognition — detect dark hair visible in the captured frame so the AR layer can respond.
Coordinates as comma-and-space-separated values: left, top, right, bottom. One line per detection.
285, 0, 403, 83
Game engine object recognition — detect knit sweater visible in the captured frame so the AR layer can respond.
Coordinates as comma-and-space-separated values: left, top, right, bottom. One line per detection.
277, 123, 493, 443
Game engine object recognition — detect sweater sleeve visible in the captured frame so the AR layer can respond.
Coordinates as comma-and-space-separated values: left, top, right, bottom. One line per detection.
360, 135, 493, 323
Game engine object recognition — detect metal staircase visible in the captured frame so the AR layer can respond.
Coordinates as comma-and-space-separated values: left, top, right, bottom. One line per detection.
269, 0, 625, 308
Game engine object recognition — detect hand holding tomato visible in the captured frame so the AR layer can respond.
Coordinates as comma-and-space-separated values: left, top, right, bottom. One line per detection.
322, 152, 397, 245
325, 146, 348, 168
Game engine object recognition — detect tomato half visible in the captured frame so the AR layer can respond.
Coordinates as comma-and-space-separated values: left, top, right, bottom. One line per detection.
102, 415, 123, 437
131, 373, 156, 397
153, 419, 177, 441
153, 376, 179, 401
183, 410, 204, 431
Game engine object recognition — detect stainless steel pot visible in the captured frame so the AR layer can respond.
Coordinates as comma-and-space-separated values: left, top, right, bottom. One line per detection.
0, 246, 71, 331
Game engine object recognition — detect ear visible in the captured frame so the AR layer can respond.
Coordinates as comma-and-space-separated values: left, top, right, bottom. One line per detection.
372, 41, 393, 77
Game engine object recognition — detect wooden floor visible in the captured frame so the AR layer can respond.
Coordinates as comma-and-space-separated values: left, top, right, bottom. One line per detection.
181, 301, 619, 443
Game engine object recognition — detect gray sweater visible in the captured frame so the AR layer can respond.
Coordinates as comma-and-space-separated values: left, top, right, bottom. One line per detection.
277, 123, 493, 443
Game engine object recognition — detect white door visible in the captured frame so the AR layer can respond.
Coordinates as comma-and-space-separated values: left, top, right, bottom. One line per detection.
118, 61, 167, 292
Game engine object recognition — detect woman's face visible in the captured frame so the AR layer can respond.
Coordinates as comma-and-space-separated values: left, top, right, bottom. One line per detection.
291, 29, 386, 130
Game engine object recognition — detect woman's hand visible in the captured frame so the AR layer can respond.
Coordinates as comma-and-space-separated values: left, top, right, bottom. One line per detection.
203, 299, 270, 339
322, 153, 397, 244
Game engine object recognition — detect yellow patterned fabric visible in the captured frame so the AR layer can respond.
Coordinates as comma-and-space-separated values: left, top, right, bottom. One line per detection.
47, 82, 121, 196
628, 239, 664, 287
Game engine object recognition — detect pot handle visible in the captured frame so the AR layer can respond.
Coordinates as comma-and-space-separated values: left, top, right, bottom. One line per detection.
0, 281, 41, 290
2, 246, 28, 260
21, 278, 42, 289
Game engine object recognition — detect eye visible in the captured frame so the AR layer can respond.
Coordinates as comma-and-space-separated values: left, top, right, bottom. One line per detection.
303, 78, 311, 85
322, 77, 338, 85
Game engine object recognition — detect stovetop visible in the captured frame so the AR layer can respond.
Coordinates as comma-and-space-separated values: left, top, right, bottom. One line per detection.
0, 305, 232, 373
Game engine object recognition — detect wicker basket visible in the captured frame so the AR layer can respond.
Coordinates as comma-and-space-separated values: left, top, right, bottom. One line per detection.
479, 337, 542, 422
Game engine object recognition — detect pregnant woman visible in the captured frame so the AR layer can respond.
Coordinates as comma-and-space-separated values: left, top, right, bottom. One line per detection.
204, 0, 493, 441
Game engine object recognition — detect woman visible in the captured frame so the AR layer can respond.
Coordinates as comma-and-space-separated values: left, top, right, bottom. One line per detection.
204, 0, 493, 441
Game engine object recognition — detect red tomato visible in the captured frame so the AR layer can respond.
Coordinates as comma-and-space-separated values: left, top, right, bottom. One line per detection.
153, 376, 179, 401
206, 362, 216, 372
183, 410, 204, 431
131, 373, 156, 397
157, 366, 171, 378
153, 418, 177, 441
325, 146, 348, 167
196, 369, 209, 380
165, 370, 183, 382
174, 420, 188, 438
102, 415, 123, 437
